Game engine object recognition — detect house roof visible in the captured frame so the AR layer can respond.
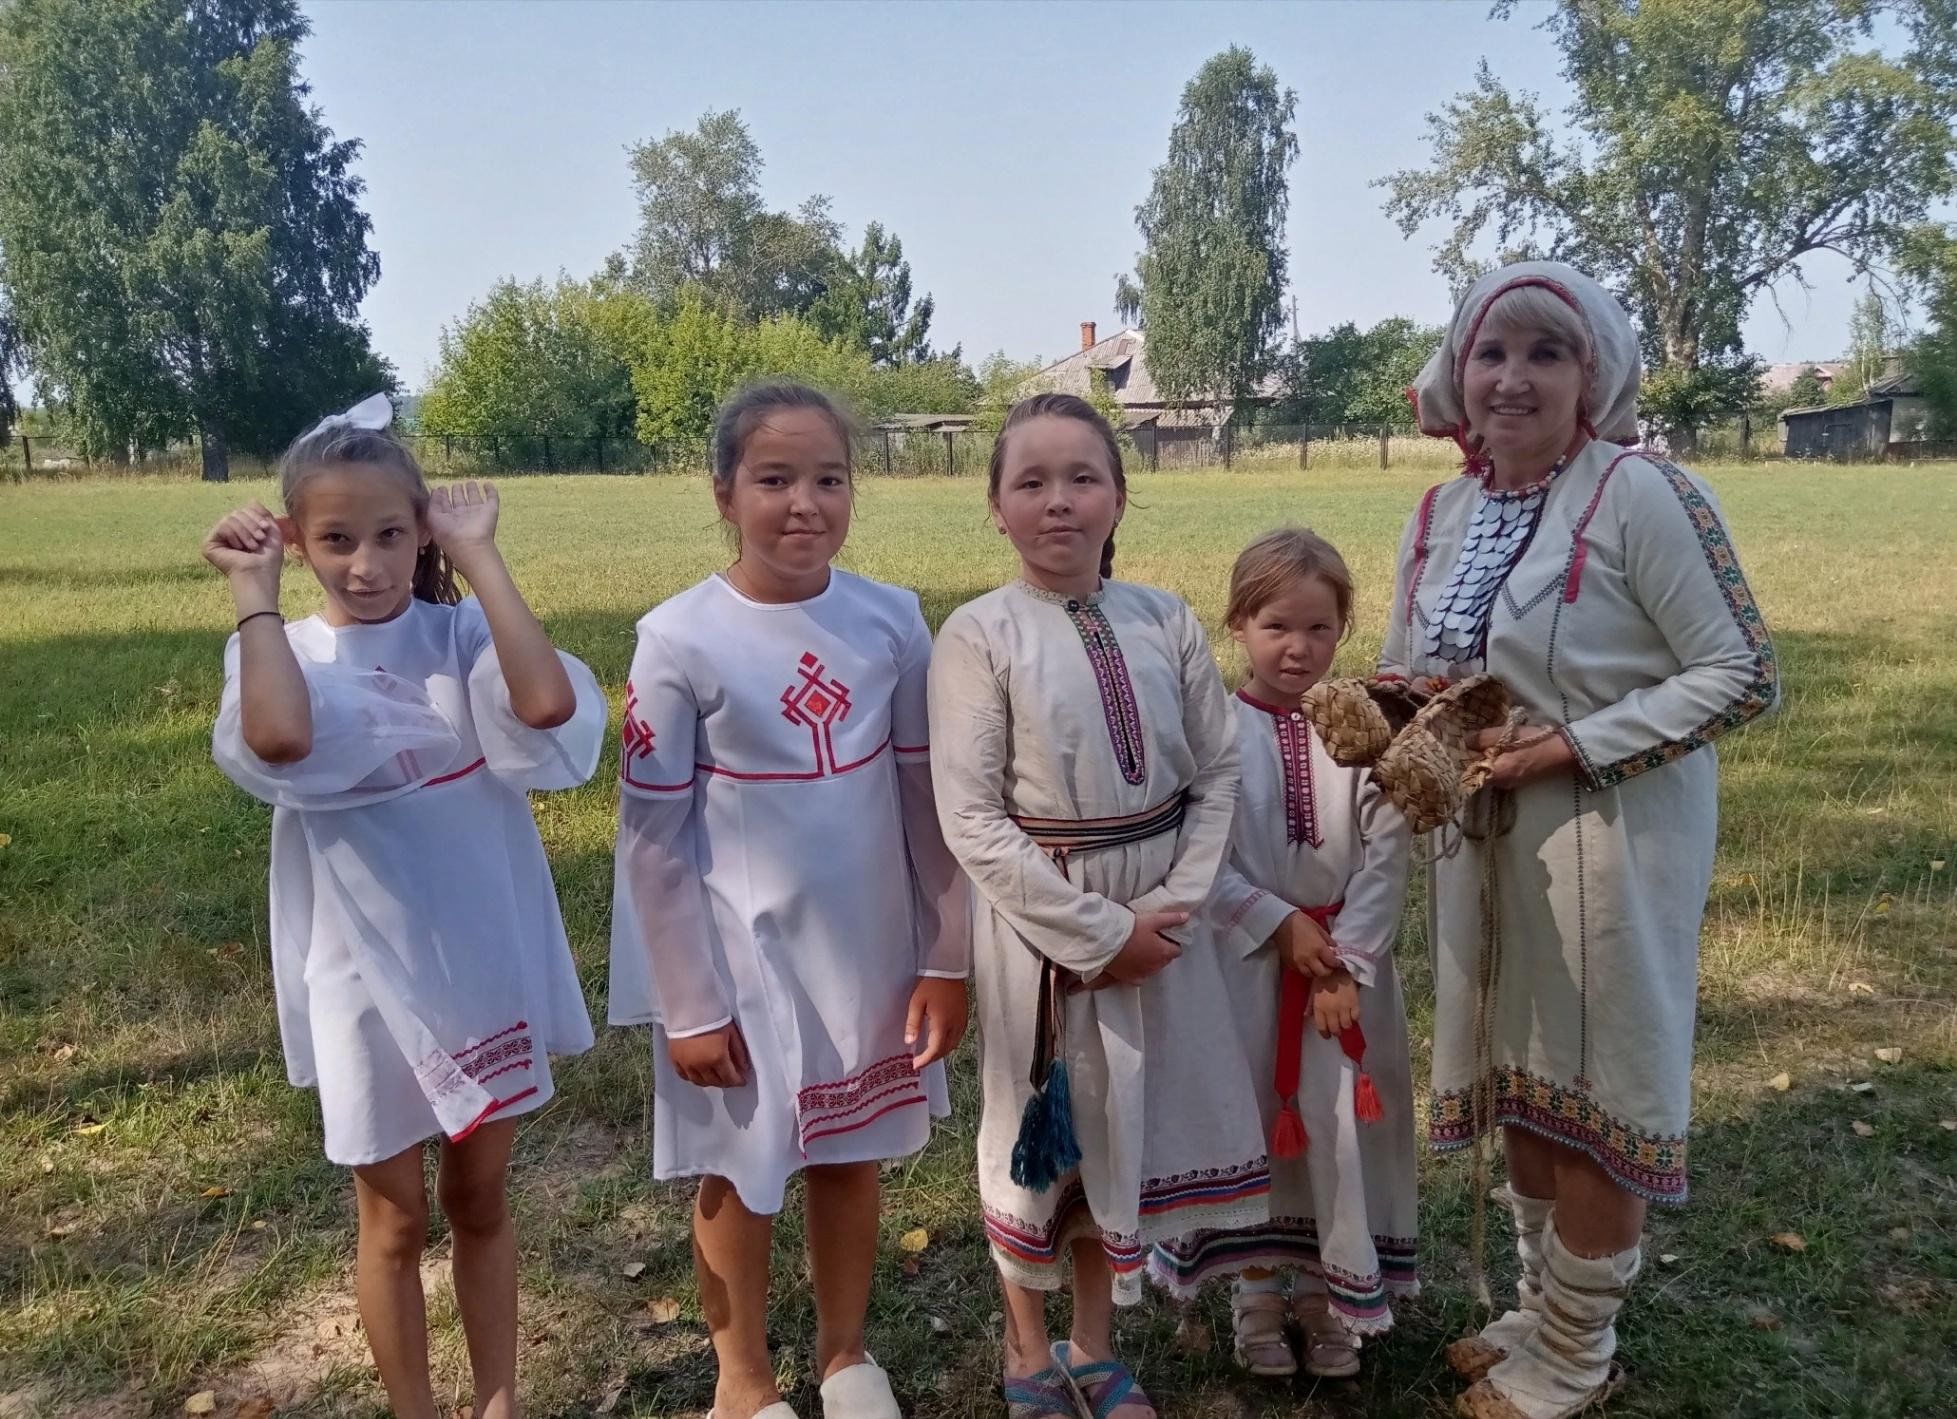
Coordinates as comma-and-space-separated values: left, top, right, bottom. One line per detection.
1023, 328, 1283, 409
1780, 371, 1921, 420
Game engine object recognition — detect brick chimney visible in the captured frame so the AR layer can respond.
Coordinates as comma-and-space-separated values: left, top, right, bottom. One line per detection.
1080, 321, 1097, 351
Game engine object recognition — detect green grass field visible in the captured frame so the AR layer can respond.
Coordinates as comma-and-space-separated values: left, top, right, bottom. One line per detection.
2, 465, 1954, 1419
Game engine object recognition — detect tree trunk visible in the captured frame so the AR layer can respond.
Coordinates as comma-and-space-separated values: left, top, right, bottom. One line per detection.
199, 418, 229, 483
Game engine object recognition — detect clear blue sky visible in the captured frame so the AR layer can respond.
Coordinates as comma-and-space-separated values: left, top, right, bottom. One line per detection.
291, 1, 1885, 387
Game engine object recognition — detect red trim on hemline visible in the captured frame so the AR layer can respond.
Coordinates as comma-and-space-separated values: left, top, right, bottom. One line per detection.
799, 1091, 926, 1146
448, 1085, 540, 1143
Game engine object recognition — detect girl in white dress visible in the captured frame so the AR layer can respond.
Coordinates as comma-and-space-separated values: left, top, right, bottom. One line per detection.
608, 383, 970, 1419
203, 395, 604, 1419
1148, 529, 1418, 1381
929, 393, 1267, 1419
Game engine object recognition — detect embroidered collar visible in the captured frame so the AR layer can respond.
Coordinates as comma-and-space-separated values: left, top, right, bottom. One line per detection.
1016, 578, 1106, 607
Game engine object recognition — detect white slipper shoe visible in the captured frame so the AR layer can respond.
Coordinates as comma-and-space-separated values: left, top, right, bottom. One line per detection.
819, 1354, 902, 1417
708, 1406, 799, 1419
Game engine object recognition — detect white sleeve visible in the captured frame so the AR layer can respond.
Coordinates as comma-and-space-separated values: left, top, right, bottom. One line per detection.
1561, 463, 1779, 789
450, 599, 606, 790
1377, 498, 1427, 681
606, 624, 730, 1035
1124, 602, 1243, 920
894, 606, 972, 979
928, 612, 1136, 977
212, 635, 461, 811
1210, 857, 1297, 960
1332, 779, 1413, 989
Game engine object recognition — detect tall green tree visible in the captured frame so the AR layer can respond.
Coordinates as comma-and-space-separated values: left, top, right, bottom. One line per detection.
0, 284, 22, 439
1116, 47, 1298, 428
1830, 288, 1896, 403
1903, 226, 1957, 435
0, 0, 385, 479
810, 222, 939, 366
625, 110, 843, 320
1381, 0, 1957, 448
420, 277, 650, 441
1285, 317, 1443, 428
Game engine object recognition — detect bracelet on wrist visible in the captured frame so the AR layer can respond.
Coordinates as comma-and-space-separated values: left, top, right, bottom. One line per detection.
236, 609, 284, 631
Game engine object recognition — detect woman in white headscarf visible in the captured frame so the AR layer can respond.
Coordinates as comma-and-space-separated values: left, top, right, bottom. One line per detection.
1380, 262, 1778, 1419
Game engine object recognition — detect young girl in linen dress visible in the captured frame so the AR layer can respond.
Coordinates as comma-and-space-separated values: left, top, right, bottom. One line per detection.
1149, 528, 1418, 1381
928, 393, 1267, 1419
607, 383, 970, 1419
205, 394, 604, 1419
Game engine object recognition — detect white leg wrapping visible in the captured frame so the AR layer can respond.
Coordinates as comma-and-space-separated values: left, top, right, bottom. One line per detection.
1469, 1219, 1640, 1419
1480, 1185, 1555, 1353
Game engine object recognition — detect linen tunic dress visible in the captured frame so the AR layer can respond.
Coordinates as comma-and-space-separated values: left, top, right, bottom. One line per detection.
607, 571, 970, 1215
929, 580, 1269, 1304
1381, 443, 1778, 1201
212, 597, 604, 1165
1149, 693, 1419, 1330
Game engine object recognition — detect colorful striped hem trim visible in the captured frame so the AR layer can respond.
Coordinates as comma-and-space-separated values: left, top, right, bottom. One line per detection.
1430, 1069, 1687, 1203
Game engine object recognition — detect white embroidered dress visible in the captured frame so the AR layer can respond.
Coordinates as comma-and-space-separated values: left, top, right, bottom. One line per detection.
608, 571, 970, 1216
1382, 443, 1778, 1202
929, 580, 1269, 1305
1148, 692, 1419, 1332
212, 597, 605, 1166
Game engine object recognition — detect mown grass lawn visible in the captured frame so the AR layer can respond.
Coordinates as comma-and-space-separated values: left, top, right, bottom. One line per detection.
2, 463, 1953, 1418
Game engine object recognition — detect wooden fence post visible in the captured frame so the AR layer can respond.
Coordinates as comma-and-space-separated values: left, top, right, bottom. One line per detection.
1739, 412, 1752, 458
1299, 430, 1309, 471
881, 429, 892, 476
1221, 423, 1234, 468
20, 435, 30, 475
1378, 427, 1390, 471
944, 430, 955, 475
1148, 428, 1160, 472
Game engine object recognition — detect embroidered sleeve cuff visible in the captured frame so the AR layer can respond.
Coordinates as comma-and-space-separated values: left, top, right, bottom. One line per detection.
663, 1013, 734, 1040
1229, 890, 1297, 958
1336, 947, 1378, 989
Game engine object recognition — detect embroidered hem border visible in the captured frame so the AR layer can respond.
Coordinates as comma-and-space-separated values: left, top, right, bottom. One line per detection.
1147, 1218, 1417, 1333
982, 1157, 1271, 1297
1429, 1066, 1687, 1203
795, 1051, 927, 1150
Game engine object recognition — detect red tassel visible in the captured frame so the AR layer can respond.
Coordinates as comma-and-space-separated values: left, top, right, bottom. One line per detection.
1354, 1071, 1384, 1124
1271, 1102, 1308, 1158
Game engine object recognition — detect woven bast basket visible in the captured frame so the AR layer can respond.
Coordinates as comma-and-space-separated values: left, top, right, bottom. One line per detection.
1299, 678, 1396, 766
1372, 674, 1514, 834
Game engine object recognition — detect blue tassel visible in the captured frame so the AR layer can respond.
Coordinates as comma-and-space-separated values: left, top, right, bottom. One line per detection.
1010, 1058, 1082, 1191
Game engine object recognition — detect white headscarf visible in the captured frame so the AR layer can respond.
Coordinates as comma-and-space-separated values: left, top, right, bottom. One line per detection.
1409, 260, 1641, 461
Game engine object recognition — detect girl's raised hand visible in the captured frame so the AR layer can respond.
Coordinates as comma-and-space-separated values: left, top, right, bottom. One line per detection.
202, 503, 284, 585
427, 480, 500, 558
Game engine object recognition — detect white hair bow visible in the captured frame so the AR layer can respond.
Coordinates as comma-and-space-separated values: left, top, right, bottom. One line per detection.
303, 391, 393, 442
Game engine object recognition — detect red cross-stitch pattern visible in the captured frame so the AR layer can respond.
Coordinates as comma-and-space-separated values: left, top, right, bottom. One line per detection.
621, 681, 656, 760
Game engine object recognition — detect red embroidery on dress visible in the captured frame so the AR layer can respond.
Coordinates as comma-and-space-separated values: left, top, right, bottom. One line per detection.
416, 1020, 538, 1141
1273, 714, 1322, 847
795, 1051, 926, 1149
780, 652, 856, 775
621, 681, 656, 760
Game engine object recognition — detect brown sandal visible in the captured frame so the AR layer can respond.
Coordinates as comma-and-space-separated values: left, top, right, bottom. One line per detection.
1293, 1291, 1361, 1379
1454, 1363, 1626, 1419
1230, 1285, 1298, 1377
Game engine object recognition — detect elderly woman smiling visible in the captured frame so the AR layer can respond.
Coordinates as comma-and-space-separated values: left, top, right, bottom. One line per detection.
1380, 262, 1779, 1419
